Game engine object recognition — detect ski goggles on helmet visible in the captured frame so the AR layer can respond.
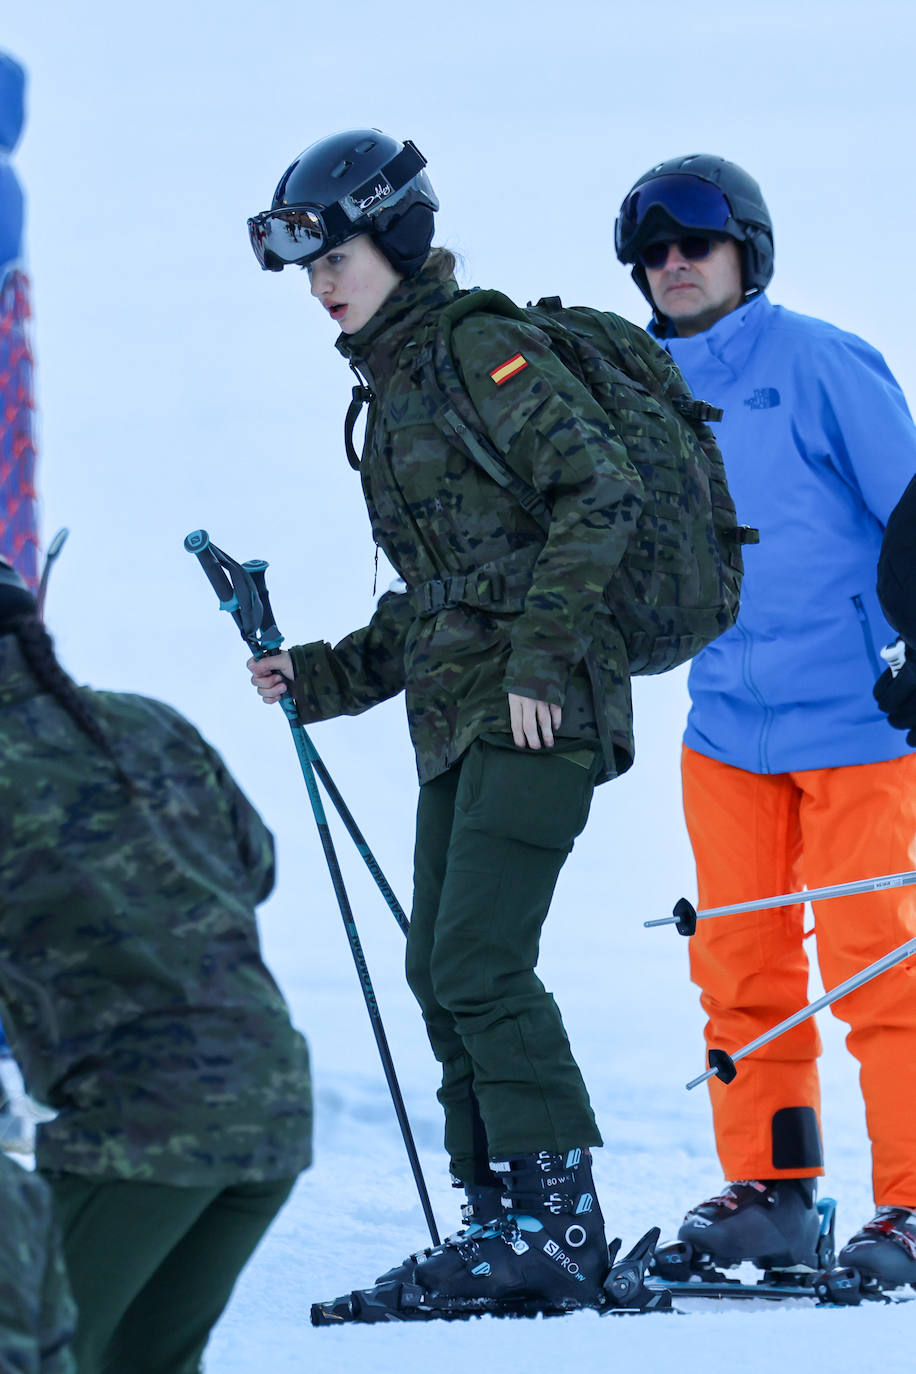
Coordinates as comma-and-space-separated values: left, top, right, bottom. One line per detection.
248, 203, 353, 271
615, 174, 741, 262
248, 140, 430, 272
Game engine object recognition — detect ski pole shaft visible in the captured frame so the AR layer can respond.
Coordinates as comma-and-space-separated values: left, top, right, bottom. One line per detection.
184, 533, 437, 1243
242, 561, 410, 937
686, 934, 916, 1091
305, 742, 410, 938
280, 704, 438, 1245
646, 869, 916, 935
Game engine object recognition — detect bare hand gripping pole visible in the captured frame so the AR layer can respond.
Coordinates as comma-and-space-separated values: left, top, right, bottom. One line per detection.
184, 529, 437, 1245
686, 934, 916, 1091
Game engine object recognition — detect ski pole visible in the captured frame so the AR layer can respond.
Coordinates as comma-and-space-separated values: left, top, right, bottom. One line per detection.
184, 530, 438, 1245
242, 555, 411, 940
294, 736, 409, 938
183, 531, 409, 936
686, 933, 916, 1091
36, 527, 69, 618
646, 869, 916, 937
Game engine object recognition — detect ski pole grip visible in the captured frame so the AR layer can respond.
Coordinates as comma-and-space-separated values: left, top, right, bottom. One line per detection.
242, 560, 299, 720
243, 560, 284, 653
184, 530, 238, 611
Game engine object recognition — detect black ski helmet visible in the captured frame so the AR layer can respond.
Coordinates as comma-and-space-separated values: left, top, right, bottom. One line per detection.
615, 154, 774, 316
0, 556, 36, 631
248, 129, 438, 278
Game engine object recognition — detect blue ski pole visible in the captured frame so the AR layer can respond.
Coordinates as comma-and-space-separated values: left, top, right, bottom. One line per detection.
184, 530, 438, 1245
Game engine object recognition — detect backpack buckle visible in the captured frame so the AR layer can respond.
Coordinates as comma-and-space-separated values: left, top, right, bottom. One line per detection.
415, 575, 468, 616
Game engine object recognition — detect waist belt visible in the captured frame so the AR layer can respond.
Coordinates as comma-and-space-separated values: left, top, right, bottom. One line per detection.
410, 566, 532, 618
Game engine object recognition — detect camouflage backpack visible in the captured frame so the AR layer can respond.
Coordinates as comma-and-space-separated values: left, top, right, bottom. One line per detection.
419, 289, 757, 676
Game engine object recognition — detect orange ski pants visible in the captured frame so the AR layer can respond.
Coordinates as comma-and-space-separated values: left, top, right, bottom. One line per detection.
682, 745, 916, 1205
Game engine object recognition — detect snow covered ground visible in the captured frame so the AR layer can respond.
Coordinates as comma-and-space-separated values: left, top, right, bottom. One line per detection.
4, 1, 916, 1368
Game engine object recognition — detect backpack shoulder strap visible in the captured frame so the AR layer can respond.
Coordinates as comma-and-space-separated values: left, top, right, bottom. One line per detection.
416, 290, 552, 531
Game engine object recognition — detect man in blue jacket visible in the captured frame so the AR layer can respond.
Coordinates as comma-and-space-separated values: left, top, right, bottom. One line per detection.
615, 156, 916, 1288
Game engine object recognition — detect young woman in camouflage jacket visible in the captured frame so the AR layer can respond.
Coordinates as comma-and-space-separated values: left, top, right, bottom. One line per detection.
0, 558, 312, 1371
247, 130, 645, 1312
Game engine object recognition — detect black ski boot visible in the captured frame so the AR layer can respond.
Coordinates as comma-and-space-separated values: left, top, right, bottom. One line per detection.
677, 1179, 822, 1269
375, 1178, 505, 1284
410, 1148, 608, 1310
838, 1207, 916, 1289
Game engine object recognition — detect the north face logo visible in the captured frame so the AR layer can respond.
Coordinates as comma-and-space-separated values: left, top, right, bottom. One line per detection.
744, 387, 781, 409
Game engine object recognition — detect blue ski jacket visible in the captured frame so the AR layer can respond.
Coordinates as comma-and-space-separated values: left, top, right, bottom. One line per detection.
654, 293, 916, 773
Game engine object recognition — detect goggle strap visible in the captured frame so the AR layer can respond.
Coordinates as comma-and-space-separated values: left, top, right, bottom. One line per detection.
339, 141, 427, 222
380, 140, 426, 192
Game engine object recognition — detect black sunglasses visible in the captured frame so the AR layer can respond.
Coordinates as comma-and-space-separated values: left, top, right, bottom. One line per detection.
637, 236, 717, 270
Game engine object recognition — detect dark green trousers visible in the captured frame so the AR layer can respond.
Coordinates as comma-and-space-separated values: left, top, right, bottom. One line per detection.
43, 1173, 296, 1374
406, 737, 603, 1183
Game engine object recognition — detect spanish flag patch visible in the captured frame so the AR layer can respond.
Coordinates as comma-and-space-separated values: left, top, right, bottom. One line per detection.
489, 353, 529, 386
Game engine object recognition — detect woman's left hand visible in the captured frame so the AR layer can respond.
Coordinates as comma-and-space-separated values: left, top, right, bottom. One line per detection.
508, 693, 562, 749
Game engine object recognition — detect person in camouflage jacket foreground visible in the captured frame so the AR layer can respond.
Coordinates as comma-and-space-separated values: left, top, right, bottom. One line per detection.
246, 130, 646, 1311
0, 1151, 76, 1373
0, 558, 312, 1372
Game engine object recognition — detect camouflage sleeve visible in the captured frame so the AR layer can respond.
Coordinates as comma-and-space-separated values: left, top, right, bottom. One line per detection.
452, 315, 644, 703
129, 698, 277, 908
199, 738, 276, 906
287, 585, 412, 722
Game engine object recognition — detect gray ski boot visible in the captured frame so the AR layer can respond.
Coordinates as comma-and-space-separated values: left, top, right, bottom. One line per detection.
678, 1178, 822, 1269
838, 1207, 916, 1289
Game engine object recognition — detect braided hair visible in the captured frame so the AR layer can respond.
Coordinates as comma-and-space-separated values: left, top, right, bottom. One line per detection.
8, 614, 136, 796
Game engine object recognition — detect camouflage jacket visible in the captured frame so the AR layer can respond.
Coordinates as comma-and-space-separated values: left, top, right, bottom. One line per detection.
289, 262, 645, 783
0, 1153, 76, 1374
0, 638, 312, 1186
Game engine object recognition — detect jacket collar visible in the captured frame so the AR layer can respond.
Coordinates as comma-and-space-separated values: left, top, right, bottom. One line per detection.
335, 262, 461, 389
650, 292, 772, 382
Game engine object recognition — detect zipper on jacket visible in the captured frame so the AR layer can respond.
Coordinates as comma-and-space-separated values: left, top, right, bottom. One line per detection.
737, 619, 773, 773
852, 595, 883, 679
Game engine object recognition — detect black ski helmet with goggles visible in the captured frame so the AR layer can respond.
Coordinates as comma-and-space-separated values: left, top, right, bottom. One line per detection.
248, 129, 439, 278
615, 154, 774, 319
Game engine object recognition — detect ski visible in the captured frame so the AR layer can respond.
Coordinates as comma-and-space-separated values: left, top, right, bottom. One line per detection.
647, 1217, 914, 1307
644, 1268, 914, 1306
311, 1214, 915, 1325
310, 1228, 674, 1325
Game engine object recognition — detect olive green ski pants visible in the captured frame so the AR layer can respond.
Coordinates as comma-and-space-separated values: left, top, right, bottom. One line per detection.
406, 736, 604, 1183
43, 1172, 295, 1374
